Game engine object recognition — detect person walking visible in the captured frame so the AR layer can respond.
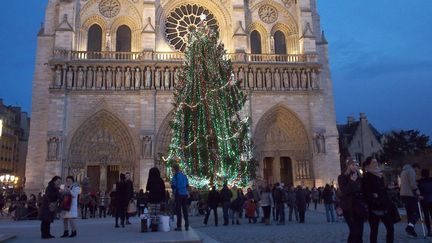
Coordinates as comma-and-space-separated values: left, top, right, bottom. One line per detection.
125, 172, 134, 225
60, 176, 80, 238
296, 185, 308, 223
338, 158, 367, 243
171, 162, 190, 231
311, 187, 319, 210
115, 173, 128, 228
146, 167, 166, 232
260, 186, 274, 225
418, 168, 432, 237
39, 176, 61, 239
204, 186, 219, 226
400, 162, 421, 238
363, 157, 394, 243
287, 186, 299, 222
322, 184, 335, 223
220, 184, 232, 226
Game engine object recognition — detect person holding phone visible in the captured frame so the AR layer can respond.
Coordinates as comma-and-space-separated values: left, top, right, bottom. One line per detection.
338, 158, 367, 243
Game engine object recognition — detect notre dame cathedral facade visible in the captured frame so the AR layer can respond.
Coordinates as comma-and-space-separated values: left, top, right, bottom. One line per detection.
25, 0, 340, 193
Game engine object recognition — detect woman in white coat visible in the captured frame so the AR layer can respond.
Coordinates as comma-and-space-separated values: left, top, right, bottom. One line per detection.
60, 176, 80, 238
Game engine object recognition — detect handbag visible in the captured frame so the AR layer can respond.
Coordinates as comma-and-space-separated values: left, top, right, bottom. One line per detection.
60, 194, 72, 211
128, 200, 137, 214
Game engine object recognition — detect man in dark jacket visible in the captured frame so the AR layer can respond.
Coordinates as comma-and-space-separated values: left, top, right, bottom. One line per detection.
39, 176, 61, 239
115, 173, 129, 228
296, 185, 308, 223
204, 186, 220, 226
125, 172, 134, 225
418, 169, 432, 237
219, 184, 232, 225
274, 183, 286, 225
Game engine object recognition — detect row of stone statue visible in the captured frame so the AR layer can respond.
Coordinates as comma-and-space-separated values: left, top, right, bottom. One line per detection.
51, 65, 320, 91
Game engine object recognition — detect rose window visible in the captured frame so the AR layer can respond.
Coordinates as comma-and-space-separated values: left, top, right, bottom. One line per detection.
165, 4, 219, 52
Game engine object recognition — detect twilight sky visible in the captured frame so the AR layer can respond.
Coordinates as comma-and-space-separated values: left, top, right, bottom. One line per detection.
0, 0, 431, 136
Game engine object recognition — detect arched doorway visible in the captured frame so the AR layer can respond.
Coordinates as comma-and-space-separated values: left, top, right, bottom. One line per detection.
67, 110, 136, 193
254, 105, 312, 187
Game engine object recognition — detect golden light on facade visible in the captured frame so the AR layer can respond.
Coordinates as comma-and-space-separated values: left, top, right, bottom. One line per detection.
0, 119, 3, 137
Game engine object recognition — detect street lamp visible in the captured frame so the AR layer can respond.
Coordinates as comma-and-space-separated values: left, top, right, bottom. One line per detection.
0, 174, 18, 187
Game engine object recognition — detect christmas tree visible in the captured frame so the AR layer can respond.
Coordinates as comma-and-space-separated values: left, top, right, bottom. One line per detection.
165, 16, 255, 188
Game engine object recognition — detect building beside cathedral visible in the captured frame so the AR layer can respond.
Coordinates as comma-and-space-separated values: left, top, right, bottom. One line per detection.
26, 0, 340, 193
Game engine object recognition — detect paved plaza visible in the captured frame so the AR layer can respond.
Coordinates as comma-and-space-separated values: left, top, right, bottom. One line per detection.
0, 207, 430, 243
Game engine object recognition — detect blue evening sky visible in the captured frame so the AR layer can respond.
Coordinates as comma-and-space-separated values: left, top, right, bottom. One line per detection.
0, 1, 431, 136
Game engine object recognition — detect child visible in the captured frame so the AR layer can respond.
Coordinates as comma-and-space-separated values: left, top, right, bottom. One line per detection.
245, 199, 257, 223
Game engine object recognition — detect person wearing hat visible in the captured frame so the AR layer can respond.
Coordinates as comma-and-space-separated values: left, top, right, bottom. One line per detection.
338, 158, 367, 243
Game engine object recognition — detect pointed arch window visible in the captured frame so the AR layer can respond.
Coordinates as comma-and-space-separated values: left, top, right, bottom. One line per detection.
250, 30, 262, 54
274, 31, 287, 55
116, 25, 132, 52
87, 24, 102, 52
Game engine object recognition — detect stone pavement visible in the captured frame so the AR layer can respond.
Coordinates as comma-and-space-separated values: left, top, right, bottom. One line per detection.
0, 207, 431, 243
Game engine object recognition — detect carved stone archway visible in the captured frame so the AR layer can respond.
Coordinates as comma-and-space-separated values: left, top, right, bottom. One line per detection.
154, 111, 174, 178
254, 105, 312, 186
67, 110, 137, 191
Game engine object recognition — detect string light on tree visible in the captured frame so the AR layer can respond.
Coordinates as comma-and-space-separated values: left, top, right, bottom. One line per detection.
165, 18, 256, 188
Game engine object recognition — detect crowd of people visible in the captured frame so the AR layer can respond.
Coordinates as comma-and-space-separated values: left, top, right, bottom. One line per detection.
4, 157, 432, 242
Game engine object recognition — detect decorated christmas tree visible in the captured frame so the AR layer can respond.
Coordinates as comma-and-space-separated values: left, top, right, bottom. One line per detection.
165, 16, 255, 188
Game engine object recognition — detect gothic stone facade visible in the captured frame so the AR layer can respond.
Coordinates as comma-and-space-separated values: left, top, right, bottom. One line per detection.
26, 0, 340, 193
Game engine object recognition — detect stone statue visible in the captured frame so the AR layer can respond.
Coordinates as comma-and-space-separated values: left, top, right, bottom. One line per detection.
115, 67, 122, 89
282, 69, 289, 89
86, 67, 94, 89
55, 67, 62, 88
291, 70, 298, 90
248, 69, 254, 89
77, 67, 84, 89
274, 69, 281, 90
66, 66, 74, 88
238, 68, 245, 88
257, 69, 263, 89
301, 70, 308, 90
125, 67, 131, 89
47, 137, 59, 160
265, 69, 272, 89
145, 67, 152, 88
105, 32, 111, 51
155, 68, 161, 89
134, 68, 141, 89
311, 70, 318, 89
142, 136, 153, 158
164, 68, 170, 89
315, 133, 326, 153
96, 67, 103, 89
106, 67, 113, 89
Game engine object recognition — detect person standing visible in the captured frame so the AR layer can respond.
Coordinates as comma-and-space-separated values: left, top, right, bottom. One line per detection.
115, 173, 128, 228
274, 183, 286, 225
260, 186, 274, 225
322, 184, 335, 223
231, 188, 245, 225
136, 189, 146, 216
98, 191, 109, 218
338, 158, 367, 243
220, 184, 232, 226
125, 172, 134, 225
171, 163, 190, 231
60, 176, 80, 238
418, 168, 432, 237
204, 186, 219, 226
363, 157, 394, 243
146, 167, 166, 232
39, 176, 61, 239
287, 186, 299, 222
400, 162, 421, 238
296, 185, 308, 223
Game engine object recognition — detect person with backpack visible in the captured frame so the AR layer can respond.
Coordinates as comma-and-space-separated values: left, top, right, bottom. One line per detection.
204, 186, 219, 226
322, 184, 335, 223
296, 185, 308, 223
60, 176, 80, 238
171, 162, 190, 231
260, 186, 274, 225
274, 182, 286, 225
400, 162, 421, 238
287, 186, 299, 222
